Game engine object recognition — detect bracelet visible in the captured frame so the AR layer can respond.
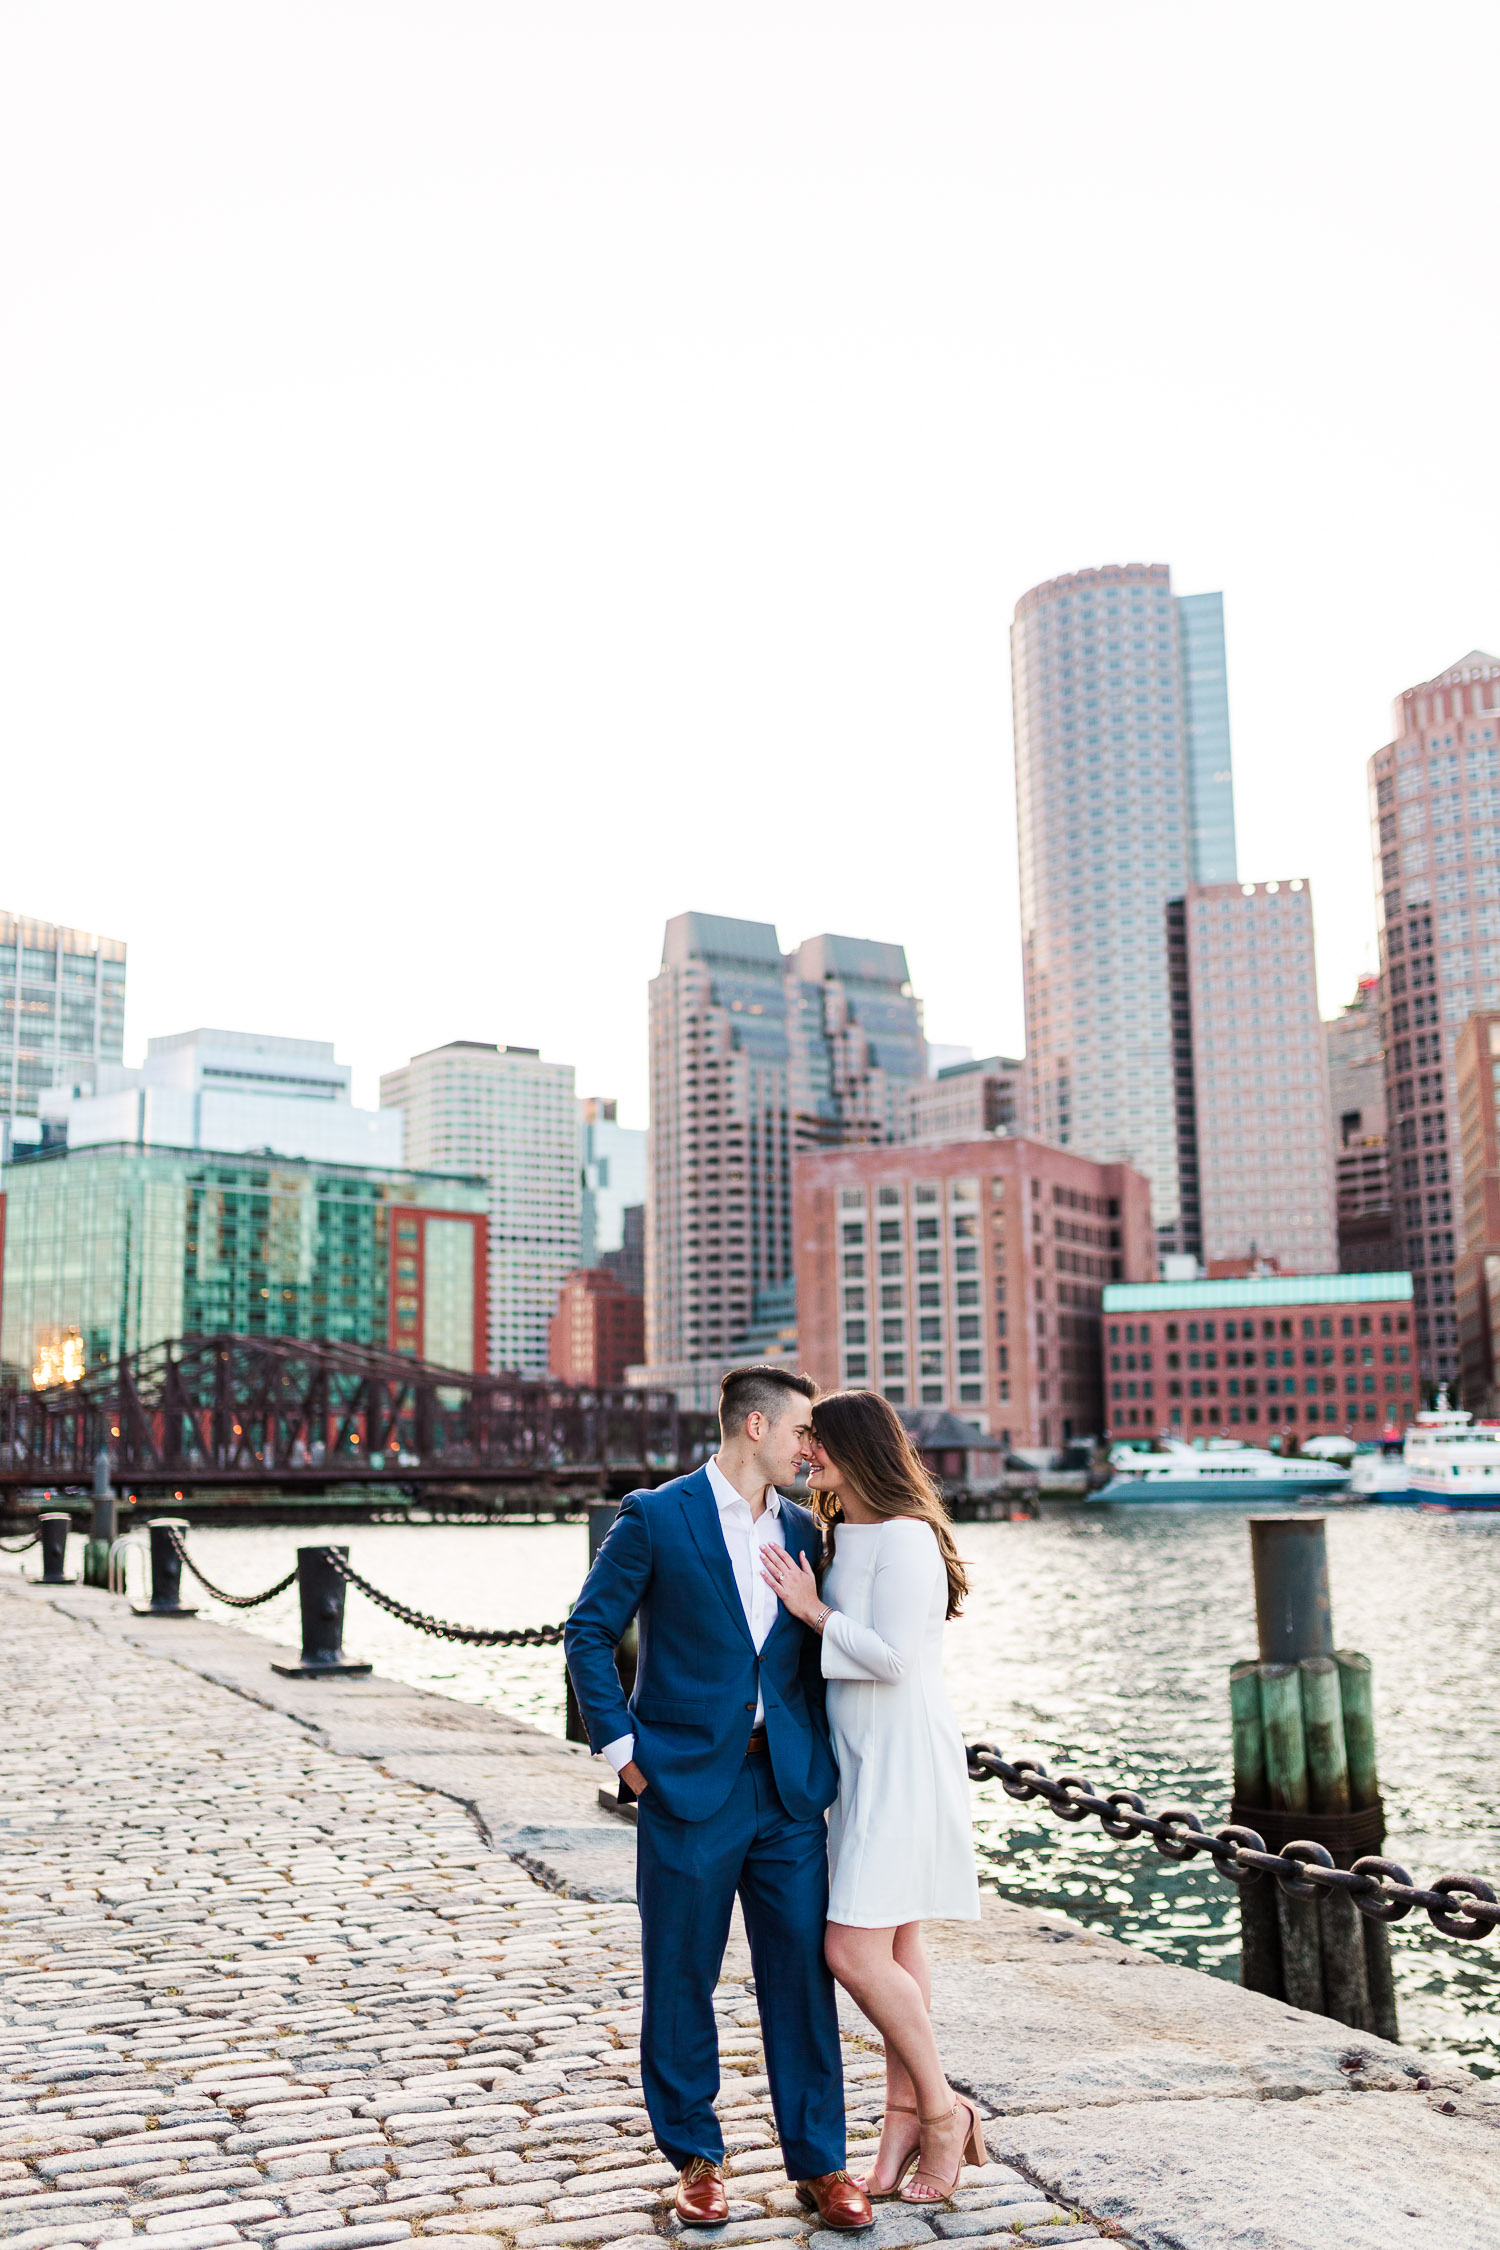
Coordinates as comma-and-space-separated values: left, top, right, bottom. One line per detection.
813, 1605, 832, 1634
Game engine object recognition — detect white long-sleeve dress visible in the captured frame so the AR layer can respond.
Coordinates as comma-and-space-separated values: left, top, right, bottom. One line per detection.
820, 1517, 980, 1928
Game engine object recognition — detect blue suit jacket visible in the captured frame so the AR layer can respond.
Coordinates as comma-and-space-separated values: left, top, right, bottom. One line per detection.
564, 1465, 839, 1825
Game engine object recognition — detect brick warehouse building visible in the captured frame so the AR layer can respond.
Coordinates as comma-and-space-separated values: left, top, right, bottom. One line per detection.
1100, 1270, 1417, 1438
795, 1136, 1153, 1449
548, 1266, 645, 1389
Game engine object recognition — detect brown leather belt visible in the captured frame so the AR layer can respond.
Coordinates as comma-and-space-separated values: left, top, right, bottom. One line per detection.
746, 1729, 768, 1755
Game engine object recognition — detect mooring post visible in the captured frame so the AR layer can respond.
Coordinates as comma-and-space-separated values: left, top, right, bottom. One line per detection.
1233, 1516, 1398, 2039
132, 1518, 198, 1616
38, 1511, 74, 1586
1299, 1655, 1372, 2029
1257, 1659, 1325, 2013
1230, 1659, 1283, 1999
1250, 1516, 1333, 1662
587, 1499, 620, 1568
84, 1494, 118, 1590
1338, 1649, 1399, 2042
270, 1547, 372, 1678
566, 1499, 633, 1744
1251, 1520, 1333, 2017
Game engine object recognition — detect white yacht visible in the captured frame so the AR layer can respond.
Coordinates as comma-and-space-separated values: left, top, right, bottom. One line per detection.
1095, 1437, 1351, 1503
1350, 1393, 1500, 1510
1346, 1440, 1414, 1502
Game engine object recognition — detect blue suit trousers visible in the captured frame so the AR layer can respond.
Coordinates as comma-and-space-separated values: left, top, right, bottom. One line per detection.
635, 1751, 845, 2182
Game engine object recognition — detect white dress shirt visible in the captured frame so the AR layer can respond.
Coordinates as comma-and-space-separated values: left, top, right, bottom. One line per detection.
601, 1455, 788, 1774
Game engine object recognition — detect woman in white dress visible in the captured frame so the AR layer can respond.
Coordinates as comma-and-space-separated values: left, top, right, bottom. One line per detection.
761, 1389, 983, 2206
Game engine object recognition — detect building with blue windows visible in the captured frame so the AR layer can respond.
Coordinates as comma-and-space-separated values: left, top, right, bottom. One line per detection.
1175, 591, 1238, 884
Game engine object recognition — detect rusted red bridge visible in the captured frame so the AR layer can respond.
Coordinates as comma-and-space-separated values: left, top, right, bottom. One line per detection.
0, 1334, 707, 1515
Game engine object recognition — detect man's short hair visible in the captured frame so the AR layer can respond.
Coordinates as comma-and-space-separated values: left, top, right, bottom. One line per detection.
718, 1364, 818, 1438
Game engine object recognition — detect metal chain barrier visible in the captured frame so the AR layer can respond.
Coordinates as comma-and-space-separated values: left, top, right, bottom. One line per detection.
966, 1742, 1500, 1942
166, 1527, 298, 1609
0, 1534, 40, 1554
321, 1548, 567, 1646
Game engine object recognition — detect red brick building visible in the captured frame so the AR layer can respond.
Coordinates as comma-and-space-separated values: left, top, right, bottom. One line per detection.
1101, 1271, 1417, 1437
549, 1268, 645, 1388
794, 1136, 1154, 1449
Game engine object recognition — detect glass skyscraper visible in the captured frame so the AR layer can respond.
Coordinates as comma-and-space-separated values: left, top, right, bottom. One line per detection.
1012, 562, 1238, 1256
646, 915, 927, 1368
1, 912, 126, 1142
1176, 592, 1239, 884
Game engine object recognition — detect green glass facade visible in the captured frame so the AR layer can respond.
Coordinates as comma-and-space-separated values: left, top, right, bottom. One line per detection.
0, 1141, 486, 1383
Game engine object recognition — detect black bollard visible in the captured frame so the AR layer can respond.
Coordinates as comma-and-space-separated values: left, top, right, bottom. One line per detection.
38, 1511, 74, 1585
566, 1500, 628, 1744
84, 1495, 118, 1590
131, 1518, 198, 1617
1249, 1517, 1334, 1663
270, 1547, 372, 1678
586, 1499, 621, 1569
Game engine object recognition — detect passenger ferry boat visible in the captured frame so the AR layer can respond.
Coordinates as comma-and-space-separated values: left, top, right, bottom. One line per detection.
1349, 1394, 1500, 1510
1094, 1438, 1351, 1504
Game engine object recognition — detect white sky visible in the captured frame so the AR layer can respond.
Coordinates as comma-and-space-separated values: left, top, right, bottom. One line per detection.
3, 4, 1498, 1128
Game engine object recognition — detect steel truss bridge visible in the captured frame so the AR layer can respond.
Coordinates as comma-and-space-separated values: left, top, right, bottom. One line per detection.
0, 1333, 706, 1506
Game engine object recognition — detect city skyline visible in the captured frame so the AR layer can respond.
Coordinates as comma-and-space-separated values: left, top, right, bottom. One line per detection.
5, 11, 1497, 1130
2, 578, 1449, 1159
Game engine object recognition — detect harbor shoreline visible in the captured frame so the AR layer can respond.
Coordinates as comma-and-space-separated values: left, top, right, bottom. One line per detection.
1, 1575, 1498, 2246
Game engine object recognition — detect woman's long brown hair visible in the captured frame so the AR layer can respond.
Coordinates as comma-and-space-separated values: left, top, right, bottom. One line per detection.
807, 1389, 969, 1619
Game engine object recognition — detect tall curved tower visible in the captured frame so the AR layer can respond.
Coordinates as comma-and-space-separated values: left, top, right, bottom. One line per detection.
1011, 563, 1236, 1259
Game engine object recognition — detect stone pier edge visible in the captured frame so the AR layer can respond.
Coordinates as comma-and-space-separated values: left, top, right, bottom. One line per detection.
4, 1575, 1499, 2250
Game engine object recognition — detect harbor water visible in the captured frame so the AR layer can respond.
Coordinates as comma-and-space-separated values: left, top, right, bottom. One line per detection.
14, 1503, 1499, 2072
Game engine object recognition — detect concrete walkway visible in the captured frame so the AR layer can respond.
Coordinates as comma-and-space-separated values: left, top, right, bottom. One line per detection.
0, 1577, 1497, 2250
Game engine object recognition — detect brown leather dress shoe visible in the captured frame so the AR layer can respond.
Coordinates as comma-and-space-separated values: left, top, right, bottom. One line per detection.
795, 2171, 875, 2230
675, 2158, 730, 2225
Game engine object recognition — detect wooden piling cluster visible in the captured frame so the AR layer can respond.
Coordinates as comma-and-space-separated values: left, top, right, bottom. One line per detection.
1230, 1646, 1397, 2041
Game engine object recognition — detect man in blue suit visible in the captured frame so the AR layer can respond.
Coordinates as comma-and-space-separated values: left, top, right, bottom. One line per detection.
565, 1365, 872, 2232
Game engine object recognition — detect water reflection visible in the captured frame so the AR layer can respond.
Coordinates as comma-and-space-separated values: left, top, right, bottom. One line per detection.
15, 1505, 1495, 2070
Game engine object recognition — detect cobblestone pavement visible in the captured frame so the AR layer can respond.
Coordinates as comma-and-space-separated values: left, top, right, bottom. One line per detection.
0, 1597, 1102, 2250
